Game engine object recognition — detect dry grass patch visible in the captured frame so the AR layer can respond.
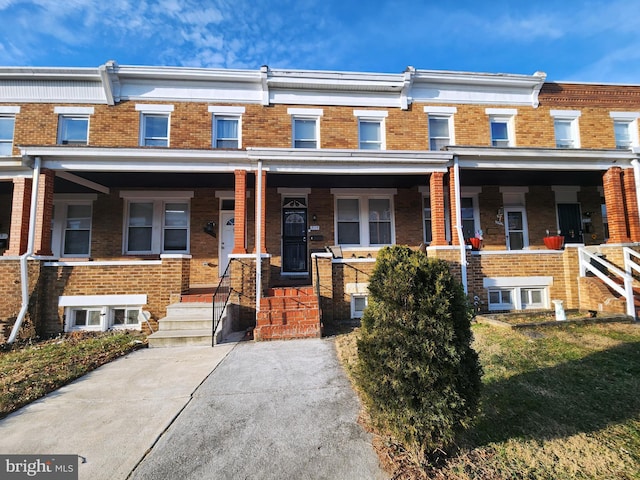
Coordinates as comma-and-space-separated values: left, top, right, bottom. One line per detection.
0, 330, 147, 418
335, 322, 640, 479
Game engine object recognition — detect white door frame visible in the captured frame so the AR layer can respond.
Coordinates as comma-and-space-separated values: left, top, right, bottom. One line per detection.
505, 206, 529, 250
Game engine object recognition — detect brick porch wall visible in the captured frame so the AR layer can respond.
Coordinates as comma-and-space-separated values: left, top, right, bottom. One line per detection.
0, 260, 40, 342
37, 256, 190, 337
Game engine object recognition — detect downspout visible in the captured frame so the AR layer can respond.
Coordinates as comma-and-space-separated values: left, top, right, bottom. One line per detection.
453, 156, 468, 294
8, 156, 41, 343
255, 160, 263, 314
631, 159, 640, 235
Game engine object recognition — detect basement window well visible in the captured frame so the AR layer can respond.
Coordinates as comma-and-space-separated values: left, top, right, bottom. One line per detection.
59, 295, 146, 332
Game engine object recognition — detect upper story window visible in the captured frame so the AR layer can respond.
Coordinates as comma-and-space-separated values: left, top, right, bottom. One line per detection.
332, 189, 396, 247
120, 190, 193, 254
0, 106, 19, 156
424, 106, 456, 151
486, 108, 517, 147
288, 108, 323, 149
136, 104, 174, 147
55, 107, 93, 145
354, 110, 387, 150
610, 112, 639, 149
550, 110, 581, 148
209, 106, 245, 149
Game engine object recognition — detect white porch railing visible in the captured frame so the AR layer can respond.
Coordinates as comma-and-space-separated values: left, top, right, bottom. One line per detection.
578, 247, 636, 318
623, 246, 640, 278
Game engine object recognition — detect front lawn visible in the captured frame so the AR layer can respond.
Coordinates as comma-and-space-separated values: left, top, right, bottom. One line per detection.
336, 322, 640, 479
0, 331, 146, 418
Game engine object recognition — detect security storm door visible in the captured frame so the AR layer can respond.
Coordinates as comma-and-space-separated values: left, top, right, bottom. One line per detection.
505, 207, 528, 250
219, 211, 235, 276
282, 198, 308, 274
557, 203, 583, 244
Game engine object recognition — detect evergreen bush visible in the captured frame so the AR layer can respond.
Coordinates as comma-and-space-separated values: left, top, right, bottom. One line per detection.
356, 245, 482, 461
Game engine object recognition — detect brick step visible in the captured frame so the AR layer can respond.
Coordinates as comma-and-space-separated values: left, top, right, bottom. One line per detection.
267, 286, 315, 297
257, 308, 320, 324
260, 296, 318, 309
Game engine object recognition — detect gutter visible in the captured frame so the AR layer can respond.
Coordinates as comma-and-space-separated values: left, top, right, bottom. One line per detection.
8, 157, 41, 343
453, 156, 468, 295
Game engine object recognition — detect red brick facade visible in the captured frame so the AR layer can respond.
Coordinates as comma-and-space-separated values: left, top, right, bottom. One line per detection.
2, 63, 640, 341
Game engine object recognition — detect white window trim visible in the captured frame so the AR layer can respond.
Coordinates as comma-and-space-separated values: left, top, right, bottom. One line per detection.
209, 106, 245, 149
54, 106, 95, 115
355, 112, 386, 150
0, 106, 20, 114
57, 115, 90, 145
0, 113, 17, 156
610, 112, 640, 149
350, 293, 369, 319
120, 192, 193, 255
288, 108, 323, 149
486, 108, 517, 147
52, 194, 97, 258
551, 110, 581, 148
424, 107, 457, 151
331, 189, 397, 247
136, 105, 174, 147
460, 187, 482, 239
60, 294, 146, 332
484, 277, 552, 311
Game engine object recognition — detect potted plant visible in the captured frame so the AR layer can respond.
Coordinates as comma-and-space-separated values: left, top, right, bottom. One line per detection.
544, 229, 564, 250
468, 229, 483, 250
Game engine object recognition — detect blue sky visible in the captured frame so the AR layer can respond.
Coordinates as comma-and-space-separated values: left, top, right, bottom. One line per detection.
0, 0, 639, 83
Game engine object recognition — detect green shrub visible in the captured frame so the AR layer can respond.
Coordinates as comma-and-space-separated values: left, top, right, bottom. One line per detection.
356, 245, 482, 462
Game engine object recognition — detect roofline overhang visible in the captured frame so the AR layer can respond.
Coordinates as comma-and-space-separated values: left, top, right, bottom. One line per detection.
450, 146, 637, 170
0, 66, 102, 81
414, 69, 547, 89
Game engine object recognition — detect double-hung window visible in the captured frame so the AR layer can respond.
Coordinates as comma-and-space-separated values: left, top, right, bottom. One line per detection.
486, 108, 517, 147
136, 104, 173, 147
209, 106, 245, 149
55, 107, 93, 145
610, 112, 639, 149
288, 108, 323, 148
354, 110, 387, 150
121, 191, 193, 254
0, 106, 19, 156
61, 294, 147, 332
333, 189, 396, 247
424, 106, 456, 151
51, 195, 97, 258
551, 110, 581, 148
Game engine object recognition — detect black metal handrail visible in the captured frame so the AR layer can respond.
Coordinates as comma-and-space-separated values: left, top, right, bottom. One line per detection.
211, 260, 234, 346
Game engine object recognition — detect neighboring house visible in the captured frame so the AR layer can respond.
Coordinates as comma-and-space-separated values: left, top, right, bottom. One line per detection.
1, 61, 639, 344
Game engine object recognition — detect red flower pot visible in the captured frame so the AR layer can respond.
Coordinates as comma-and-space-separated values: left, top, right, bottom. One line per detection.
469, 237, 482, 250
543, 235, 564, 250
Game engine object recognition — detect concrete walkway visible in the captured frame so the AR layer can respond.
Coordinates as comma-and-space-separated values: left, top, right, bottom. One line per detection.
129, 339, 386, 480
0, 344, 235, 480
0, 338, 386, 480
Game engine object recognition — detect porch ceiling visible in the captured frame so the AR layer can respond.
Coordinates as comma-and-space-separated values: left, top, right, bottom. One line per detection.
460, 169, 603, 187
52, 169, 604, 193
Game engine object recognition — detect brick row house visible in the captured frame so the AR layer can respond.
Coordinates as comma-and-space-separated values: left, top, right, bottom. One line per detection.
1, 61, 639, 344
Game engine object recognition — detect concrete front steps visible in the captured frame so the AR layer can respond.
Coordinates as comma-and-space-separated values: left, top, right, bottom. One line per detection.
254, 286, 322, 341
148, 302, 214, 347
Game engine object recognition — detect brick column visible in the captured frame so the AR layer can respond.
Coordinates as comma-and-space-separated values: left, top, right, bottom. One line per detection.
254, 170, 267, 253
232, 170, 248, 254
603, 167, 630, 243
4, 178, 32, 256
448, 167, 462, 246
429, 172, 447, 246
34, 169, 54, 256
622, 168, 640, 242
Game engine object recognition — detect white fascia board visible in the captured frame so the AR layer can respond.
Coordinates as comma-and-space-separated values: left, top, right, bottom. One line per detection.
0, 168, 32, 179
115, 65, 262, 83
457, 158, 626, 170
121, 82, 264, 104
0, 66, 102, 80
247, 147, 452, 162
271, 90, 402, 108
59, 294, 147, 307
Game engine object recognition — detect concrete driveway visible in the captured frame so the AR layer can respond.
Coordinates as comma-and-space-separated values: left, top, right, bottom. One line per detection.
0, 338, 386, 480
129, 338, 385, 480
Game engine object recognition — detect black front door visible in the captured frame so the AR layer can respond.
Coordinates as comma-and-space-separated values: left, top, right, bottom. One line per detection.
557, 203, 583, 244
282, 208, 308, 273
